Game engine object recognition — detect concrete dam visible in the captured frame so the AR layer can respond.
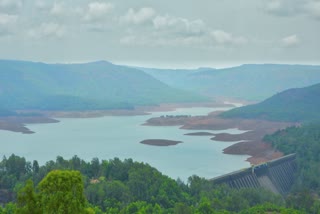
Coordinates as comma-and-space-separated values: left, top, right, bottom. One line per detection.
210, 154, 297, 195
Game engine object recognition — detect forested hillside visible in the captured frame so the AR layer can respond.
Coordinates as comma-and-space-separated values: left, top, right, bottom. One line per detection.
0, 60, 205, 111
141, 64, 320, 101
264, 122, 320, 213
0, 155, 302, 213
221, 83, 320, 122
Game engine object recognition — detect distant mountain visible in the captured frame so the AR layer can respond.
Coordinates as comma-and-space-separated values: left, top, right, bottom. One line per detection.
221, 83, 320, 122
0, 60, 205, 111
141, 64, 320, 101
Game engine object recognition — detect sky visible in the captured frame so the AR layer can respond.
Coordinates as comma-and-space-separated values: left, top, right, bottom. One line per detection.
0, 0, 319, 68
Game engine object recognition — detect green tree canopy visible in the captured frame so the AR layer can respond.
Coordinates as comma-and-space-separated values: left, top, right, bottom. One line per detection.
38, 170, 86, 214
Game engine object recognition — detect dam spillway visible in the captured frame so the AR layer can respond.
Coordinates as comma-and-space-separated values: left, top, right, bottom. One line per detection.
210, 154, 297, 195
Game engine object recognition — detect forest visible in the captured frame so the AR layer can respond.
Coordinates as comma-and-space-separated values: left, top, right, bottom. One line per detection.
264, 122, 320, 213
0, 154, 303, 213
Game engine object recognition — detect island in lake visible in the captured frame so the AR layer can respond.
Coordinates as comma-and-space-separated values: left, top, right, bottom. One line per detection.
140, 139, 182, 146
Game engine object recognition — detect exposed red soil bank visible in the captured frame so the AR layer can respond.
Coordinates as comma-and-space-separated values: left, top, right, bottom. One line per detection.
145, 114, 295, 165
0, 102, 294, 165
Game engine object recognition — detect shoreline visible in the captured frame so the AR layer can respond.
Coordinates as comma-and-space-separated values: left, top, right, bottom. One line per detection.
0, 101, 293, 165
0, 116, 59, 134
1, 101, 230, 134
145, 115, 294, 165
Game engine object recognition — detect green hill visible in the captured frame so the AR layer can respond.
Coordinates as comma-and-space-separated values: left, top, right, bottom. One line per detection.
221, 83, 320, 122
141, 64, 320, 101
0, 60, 206, 111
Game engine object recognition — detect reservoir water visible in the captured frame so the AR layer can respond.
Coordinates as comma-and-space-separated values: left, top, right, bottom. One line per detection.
0, 106, 250, 181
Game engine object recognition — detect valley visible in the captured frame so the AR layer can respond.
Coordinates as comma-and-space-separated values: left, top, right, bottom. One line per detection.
1, 1, 319, 211
0, 60, 319, 213
1, 60, 319, 174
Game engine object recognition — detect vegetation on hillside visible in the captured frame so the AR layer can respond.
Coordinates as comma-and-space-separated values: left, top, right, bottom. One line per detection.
0, 155, 301, 213
221, 83, 320, 122
264, 122, 320, 213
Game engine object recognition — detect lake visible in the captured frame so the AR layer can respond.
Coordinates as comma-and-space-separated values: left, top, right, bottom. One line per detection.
0, 106, 250, 181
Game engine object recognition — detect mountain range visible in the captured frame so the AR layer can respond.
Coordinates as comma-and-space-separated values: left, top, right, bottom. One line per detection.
1, 60, 320, 113
0, 60, 204, 111
140, 64, 320, 100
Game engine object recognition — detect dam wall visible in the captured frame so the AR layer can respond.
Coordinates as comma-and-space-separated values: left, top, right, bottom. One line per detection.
211, 154, 297, 195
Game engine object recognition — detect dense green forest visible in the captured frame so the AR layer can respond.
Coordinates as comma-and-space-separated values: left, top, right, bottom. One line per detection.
263, 122, 320, 213
0, 154, 304, 213
221, 83, 320, 122
0, 60, 205, 111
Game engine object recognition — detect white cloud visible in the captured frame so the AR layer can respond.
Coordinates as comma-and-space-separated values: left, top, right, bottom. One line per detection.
120, 12, 248, 48
120, 34, 205, 47
305, 1, 320, 19
84, 2, 114, 22
211, 30, 248, 46
266, 0, 282, 11
281, 34, 300, 47
28, 23, 65, 39
153, 15, 206, 36
0, 13, 17, 36
34, 0, 48, 10
0, 0, 22, 13
120, 35, 137, 45
50, 2, 66, 16
263, 0, 320, 20
211, 30, 232, 44
0, 13, 17, 25
264, 0, 297, 16
122, 7, 156, 25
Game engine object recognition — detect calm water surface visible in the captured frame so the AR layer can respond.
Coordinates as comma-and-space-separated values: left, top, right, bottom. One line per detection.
0, 106, 250, 181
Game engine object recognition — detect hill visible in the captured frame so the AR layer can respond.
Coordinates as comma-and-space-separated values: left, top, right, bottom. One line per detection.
141, 64, 320, 101
221, 83, 320, 122
0, 60, 205, 111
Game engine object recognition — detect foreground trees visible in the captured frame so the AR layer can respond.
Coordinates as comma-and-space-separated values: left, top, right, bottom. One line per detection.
0, 155, 305, 213
16, 170, 86, 214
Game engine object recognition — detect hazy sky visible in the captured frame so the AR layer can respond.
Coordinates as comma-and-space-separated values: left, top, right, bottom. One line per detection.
0, 0, 319, 68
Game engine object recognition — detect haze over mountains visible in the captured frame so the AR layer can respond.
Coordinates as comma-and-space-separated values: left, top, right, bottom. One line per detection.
1, 60, 320, 112
141, 64, 320, 100
0, 60, 204, 111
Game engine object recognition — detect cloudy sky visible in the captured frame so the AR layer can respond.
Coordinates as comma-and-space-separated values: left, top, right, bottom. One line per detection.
0, 0, 319, 68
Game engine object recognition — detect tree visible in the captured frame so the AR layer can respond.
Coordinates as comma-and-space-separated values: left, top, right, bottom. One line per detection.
70, 155, 81, 170
90, 158, 100, 178
5, 154, 28, 180
196, 197, 214, 214
174, 203, 193, 214
32, 160, 39, 174
16, 180, 41, 214
121, 201, 163, 214
240, 203, 303, 214
38, 170, 87, 214
1, 202, 17, 214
